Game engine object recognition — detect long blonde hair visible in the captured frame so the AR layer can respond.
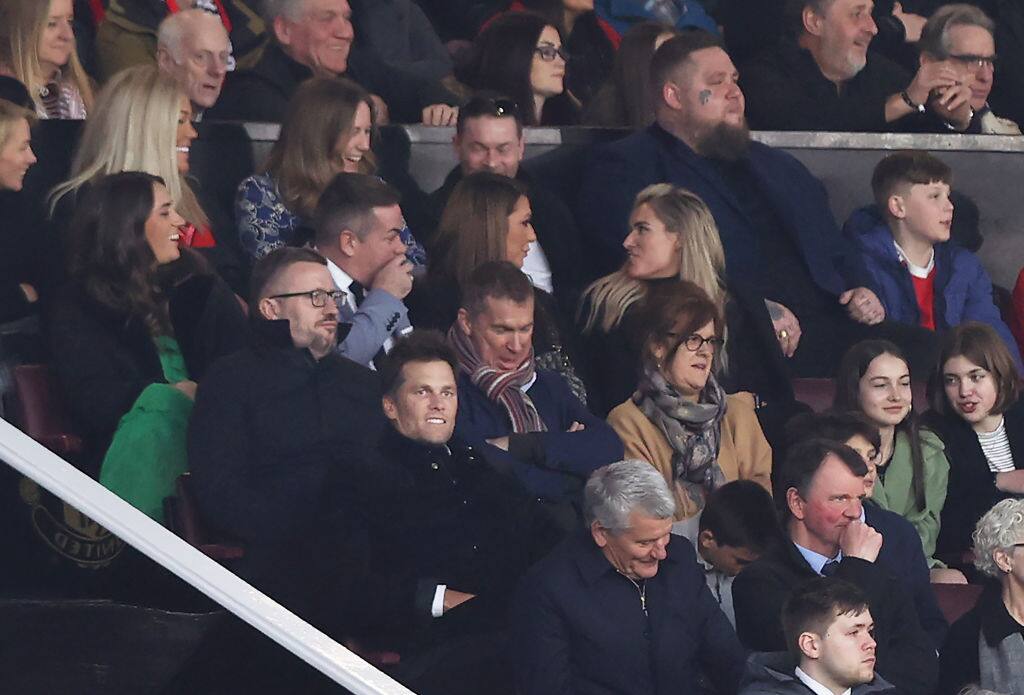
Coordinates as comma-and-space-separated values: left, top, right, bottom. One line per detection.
580, 183, 728, 334
0, 0, 94, 114
48, 65, 207, 228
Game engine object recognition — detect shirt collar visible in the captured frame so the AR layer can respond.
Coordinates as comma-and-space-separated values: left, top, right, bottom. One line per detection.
519, 372, 538, 393
325, 258, 354, 292
793, 542, 842, 575
893, 240, 935, 278
795, 667, 851, 695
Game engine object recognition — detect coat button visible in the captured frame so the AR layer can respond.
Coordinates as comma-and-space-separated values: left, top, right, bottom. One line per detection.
431, 462, 439, 470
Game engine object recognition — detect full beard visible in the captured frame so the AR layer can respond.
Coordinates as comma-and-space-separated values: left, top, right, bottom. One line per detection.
695, 120, 752, 163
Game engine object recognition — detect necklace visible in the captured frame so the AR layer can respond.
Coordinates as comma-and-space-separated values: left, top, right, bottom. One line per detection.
619, 572, 648, 617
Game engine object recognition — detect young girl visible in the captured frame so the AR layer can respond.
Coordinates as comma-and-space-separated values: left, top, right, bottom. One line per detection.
834, 339, 952, 573
926, 322, 1024, 558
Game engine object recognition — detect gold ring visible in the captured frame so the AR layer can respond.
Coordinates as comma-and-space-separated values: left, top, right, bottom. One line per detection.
778, 329, 789, 340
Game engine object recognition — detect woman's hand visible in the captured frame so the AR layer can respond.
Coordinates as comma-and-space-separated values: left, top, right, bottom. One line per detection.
172, 380, 198, 400
765, 299, 802, 358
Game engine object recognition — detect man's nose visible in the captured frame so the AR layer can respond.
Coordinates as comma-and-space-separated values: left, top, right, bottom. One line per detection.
863, 15, 878, 35
846, 498, 863, 518
652, 538, 668, 560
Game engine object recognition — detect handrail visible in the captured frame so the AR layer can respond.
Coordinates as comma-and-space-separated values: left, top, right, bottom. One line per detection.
0, 417, 414, 695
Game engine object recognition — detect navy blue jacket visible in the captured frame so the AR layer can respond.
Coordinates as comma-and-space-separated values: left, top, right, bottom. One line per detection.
453, 368, 623, 503
575, 124, 872, 294
845, 206, 1023, 368
512, 530, 746, 695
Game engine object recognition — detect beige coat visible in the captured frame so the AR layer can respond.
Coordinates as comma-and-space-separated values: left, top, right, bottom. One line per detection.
607, 392, 773, 520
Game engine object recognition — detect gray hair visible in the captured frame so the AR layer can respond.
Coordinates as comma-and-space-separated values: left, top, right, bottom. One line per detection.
918, 4, 995, 59
584, 460, 676, 532
157, 9, 230, 59
972, 498, 1024, 578
261, 0, 310, 23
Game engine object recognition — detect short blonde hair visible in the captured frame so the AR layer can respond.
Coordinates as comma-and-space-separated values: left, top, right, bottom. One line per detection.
0, 0, 94, 114
973, 498, 1024, 578
0, 98, 35, 150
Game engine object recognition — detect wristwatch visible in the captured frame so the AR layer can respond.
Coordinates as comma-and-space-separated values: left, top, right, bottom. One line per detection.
900, 90, 926, 114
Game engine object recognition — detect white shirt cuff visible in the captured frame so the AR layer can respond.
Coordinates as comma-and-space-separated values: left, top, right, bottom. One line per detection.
431, 584, 447, 618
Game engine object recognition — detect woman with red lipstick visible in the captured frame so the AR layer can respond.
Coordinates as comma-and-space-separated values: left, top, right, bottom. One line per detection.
834, 339, 951, 572
606, 281, 773, 521
926, 322, 1024, 560
47, 172, 247, 512
0, 0, 93, 119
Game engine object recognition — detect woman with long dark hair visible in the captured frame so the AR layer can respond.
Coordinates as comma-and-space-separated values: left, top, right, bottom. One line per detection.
463, 12, 579, 125
834, 339, 951, 572
48, 172, 248, 517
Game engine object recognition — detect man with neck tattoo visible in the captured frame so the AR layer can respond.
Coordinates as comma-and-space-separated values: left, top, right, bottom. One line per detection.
511, 459, 746, 695
577, 31, 937, 379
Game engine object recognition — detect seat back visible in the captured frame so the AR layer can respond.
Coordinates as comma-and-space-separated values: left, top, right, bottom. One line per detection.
792, 377, 928, 413
169, 473, 244, 562
931, 582, 983, 625
10, 364, 84, 459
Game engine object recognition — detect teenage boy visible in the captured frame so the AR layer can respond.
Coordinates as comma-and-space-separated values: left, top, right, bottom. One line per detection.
740, 577, 896, 694
673, 480, 782, 627
844, 150, 1022, 367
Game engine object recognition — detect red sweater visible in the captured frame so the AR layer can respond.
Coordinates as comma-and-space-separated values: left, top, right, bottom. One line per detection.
910, 268, 936, 331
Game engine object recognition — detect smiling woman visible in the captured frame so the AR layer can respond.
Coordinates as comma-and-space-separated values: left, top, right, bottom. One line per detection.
0, 0, 93, 119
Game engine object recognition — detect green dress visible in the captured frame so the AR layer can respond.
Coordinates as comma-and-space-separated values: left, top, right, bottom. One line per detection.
99, 336, 193, 522
871, 429, 950, 568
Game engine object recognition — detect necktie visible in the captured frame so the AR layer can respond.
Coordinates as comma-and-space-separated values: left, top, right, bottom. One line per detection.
349, 280, 365, 306
821, 560, 841, 577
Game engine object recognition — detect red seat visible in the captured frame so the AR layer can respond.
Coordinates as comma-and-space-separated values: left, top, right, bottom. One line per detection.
166, 473, 244, 562
10, 364, 83, 459
931, 582, 983, 625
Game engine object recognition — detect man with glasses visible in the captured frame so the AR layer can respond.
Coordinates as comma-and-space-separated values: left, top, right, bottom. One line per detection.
157, 8, 235, 119
188, 246, 387, 631
313, 173, 413, 368
918, 3, 1020, 135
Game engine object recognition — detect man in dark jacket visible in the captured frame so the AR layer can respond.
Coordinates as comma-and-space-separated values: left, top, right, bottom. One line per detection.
512, 459, 746, 695
188, 247, 386, 636
576, 31, 936, 378
732, 439, 939, 695
209, 0, 458, 124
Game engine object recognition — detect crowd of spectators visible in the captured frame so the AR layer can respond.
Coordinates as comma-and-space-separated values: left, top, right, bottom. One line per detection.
3, 0, 1024, 693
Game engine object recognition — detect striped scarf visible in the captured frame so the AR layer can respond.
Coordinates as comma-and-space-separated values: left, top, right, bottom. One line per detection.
447, 324, 546, 434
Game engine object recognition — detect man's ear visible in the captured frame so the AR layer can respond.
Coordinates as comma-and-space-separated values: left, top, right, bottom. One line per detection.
662, 80, 685, 111
803, 6, 824, 37
798, 631, 822, 660
338, 229, 359, 258
590, 520, 609, 548
887, 193, 907, 220
456, 307, 472, 337
273, 14, 292, 46
156, 47, 175, 71
698, 528, 717, 551
382, 393, 398, 422
786, 487, 806, 521
258, 297, 280, 321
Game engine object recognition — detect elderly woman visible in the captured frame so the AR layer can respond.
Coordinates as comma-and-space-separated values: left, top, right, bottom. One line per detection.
938, 498, 1024, 694
0, 0, 93, 119
512, 459, 746, 694
606, 281, 772, 521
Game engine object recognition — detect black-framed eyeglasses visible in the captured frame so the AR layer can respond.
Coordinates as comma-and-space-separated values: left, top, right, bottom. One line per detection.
534, 45, 569, 62
268, 289, 345, 308
948, 53, 997, 70
667, 332, 725, 352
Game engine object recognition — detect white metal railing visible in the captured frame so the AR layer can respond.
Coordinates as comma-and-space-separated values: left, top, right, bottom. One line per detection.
0, 416, 414, 694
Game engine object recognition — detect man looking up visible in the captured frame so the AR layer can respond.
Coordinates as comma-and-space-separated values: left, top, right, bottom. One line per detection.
741, 577, 895, 694
156, 8, 234, 118
313, 173, 412, 368
740, 0, 973, 132
731, 439, 938, 695
210, 0, 459, 124
450, 261, 623, 527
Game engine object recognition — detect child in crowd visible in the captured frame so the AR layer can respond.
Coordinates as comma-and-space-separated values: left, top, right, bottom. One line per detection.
844, 151, 1022, 368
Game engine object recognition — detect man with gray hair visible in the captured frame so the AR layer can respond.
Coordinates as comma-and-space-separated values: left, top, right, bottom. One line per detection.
156, 8, 234, 118
918, 4, 1021, 135
511, 459, 746, 695
210, 0, 459, 124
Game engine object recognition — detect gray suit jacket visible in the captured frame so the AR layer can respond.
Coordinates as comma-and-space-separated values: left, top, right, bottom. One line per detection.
337, 287, 411, 367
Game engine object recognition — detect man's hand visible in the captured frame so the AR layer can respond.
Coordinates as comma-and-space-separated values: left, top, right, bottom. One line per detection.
904, 62, 961, 108
893, 2, 926, 43
443, 588, 476, 612
995, 470, 1024, 494
173, 380, 198, 400
929, 81, 974, 130
486, 436, 510, 451
19, 283, 38, 303
371, 255, 414, 299
839, 519, 883, 563
422, 103, 459, 127
566, 421, 586, 433
765, 299, 802, 358
839, 287, 885, 325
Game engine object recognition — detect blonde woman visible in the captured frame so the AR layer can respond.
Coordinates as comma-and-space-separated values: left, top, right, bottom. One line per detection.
578, 183, 792, 416
49, 65, 240, 287
0, 94, 40, 323
0, 0, 93, 119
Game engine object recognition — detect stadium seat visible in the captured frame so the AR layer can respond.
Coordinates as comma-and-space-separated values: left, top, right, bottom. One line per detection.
792, 377, 928, 413
10, 363, 84, 460
165, 473, 244, 562
931, 582, 983, 625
